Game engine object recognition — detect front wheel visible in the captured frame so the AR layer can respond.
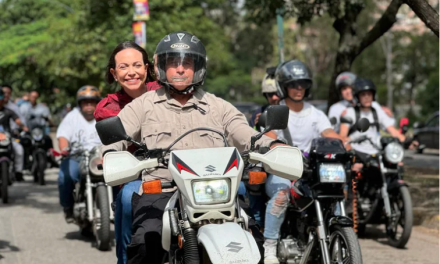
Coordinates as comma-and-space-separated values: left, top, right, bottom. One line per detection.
93, 185, 111, 251
1, 161, 9, 203
387, 186, 413, 248
329, 225, 363, 264
36, 151, 46, 185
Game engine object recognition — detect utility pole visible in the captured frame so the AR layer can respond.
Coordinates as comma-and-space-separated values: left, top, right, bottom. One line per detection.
381, 32, 393, 110
276, 8, 284, 63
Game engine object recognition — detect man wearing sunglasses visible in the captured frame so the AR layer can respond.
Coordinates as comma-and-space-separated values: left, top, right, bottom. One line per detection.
257, 60, 346, 264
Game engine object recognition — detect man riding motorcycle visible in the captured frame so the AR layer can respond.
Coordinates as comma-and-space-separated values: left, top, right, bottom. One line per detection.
1, 85, 27, 181
249, 69, 280, 131
57, 86, 102, 222
328, 71, 395, 133
339, 78, 415, 159
101, 31, 285, 264
253, 60, 348, 264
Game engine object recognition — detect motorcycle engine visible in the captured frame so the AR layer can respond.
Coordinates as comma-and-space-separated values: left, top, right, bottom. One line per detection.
278, 238, 303, 264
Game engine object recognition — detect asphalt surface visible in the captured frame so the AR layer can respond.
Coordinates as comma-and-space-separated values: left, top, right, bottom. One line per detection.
0, 168, 439, 264
404, 149, 439, 169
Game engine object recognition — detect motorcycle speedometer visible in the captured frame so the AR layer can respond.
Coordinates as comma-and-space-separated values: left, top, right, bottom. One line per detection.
384, 142, 404, 164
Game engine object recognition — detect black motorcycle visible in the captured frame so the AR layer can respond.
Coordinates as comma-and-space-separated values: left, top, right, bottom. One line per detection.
0, 132, 14, 203
349, 135, 413, 248
68, 143, 113, 251
19, 126, 48, 185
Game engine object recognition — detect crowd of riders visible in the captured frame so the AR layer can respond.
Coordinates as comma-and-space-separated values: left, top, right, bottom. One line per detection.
0, 30, 420, 264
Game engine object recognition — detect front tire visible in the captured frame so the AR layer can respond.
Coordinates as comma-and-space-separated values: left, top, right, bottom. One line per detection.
1, 161, 9, 203
387, 186, 413, 248
36, 151, 46, 186
329, 225, 363, 264
94, 185, 111, 251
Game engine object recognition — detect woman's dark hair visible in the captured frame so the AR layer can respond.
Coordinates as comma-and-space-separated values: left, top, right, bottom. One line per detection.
106, 41, 156, 84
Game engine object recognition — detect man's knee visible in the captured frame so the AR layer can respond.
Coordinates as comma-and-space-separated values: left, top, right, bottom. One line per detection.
270, 189, 289, 217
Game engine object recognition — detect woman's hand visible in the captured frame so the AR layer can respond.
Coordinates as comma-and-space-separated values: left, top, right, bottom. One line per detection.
0, 133, 6, 141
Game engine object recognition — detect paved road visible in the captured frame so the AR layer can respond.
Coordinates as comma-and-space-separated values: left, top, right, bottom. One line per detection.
1, 169, 439, 264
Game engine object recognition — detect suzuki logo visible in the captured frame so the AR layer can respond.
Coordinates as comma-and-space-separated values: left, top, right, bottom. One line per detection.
226, 242, 243, 253
205, 165, 216, 172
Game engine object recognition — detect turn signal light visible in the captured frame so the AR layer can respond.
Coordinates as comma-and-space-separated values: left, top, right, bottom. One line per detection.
142, 180, 162, 194
249, 171, 267, 185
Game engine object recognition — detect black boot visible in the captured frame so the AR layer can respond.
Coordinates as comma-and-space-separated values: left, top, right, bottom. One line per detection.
63, 207, 74, 223
15, 172, 24, 182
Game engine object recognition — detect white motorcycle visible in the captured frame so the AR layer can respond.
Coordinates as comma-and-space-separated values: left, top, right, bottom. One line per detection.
96, 106, 304, 264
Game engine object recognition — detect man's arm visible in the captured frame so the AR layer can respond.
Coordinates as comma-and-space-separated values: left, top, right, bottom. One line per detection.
58, 137, 69, 151
386, 125, 405, 142
14, 118, 28, 132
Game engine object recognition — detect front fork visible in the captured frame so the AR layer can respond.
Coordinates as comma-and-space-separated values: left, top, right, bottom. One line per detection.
378, 156, 392, 218
315, 200, 331, 264
85, 154, 95, 222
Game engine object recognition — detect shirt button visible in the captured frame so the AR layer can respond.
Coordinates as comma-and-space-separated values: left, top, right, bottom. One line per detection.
155, 129, 157, 132
183, 126, 186, 129
185, 143, 188, 146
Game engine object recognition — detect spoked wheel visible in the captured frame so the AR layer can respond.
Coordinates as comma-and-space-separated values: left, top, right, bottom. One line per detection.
1, 161, 9, 203
329, 225, 363, 264
93, 185, 111, 251
386, 186, 413, 248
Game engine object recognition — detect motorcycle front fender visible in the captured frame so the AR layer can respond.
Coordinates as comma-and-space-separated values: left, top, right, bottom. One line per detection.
198, 222, 261, 264
328, 216, 353, 228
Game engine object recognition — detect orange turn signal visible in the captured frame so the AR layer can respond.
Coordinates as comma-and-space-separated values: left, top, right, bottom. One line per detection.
249, 171, 267, 185
142, 180, 162, 194
178, 234, 183, 249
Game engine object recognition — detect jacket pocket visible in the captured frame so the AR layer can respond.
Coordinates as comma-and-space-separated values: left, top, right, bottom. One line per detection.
142, 123, 173, 148
197, 129, 226, 148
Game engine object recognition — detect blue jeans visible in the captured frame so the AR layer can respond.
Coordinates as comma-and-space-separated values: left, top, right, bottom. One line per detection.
248, 175, 291, 240
114, 180, 142, 264
58, 158, 80, 208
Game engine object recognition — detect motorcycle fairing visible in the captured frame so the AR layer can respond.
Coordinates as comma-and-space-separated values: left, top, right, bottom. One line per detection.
197, 222, 261, 264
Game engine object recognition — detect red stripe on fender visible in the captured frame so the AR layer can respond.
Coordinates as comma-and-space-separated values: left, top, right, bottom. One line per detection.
177, 163, 197, 175
224, 159, 238, 174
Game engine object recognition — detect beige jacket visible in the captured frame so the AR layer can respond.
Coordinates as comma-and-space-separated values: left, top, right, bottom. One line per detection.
102, 87, 275, 191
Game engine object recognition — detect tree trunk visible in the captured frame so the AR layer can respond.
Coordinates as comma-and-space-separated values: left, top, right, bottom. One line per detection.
404, 0, 439, 37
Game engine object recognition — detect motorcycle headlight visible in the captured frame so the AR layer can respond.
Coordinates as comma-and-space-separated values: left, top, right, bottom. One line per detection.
384, 142, 404, 164
319, 163, 346, 183
31, 128, 44, 141
192, 179, 230, 205
89, 156, 103, 176
0, 137, 10, 147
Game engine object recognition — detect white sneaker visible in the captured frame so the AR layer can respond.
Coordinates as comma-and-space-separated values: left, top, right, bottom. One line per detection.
263, 239, 279, 264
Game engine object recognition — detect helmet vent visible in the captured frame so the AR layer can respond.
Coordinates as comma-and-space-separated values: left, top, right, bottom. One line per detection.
177, 33, 185, 40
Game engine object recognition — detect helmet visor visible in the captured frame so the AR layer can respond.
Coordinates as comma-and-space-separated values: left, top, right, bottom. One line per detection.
157, 51, 206, 88
283, 80, 312, 90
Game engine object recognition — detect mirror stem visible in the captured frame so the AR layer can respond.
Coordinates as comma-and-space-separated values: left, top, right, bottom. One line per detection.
250, 127, 270, 152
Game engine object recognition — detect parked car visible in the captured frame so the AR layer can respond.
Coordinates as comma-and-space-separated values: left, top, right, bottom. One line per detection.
413, 111, 439, 153
232, 102, 261, 124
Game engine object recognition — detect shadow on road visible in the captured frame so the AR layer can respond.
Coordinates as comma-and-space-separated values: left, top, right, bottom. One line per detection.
64, 230, 115, 250
0, 240, 20, 252
359, 225, 409, 250
6, 170, 62, 214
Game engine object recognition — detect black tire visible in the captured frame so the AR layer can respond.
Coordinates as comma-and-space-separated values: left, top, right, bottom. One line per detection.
1, 161, 9, 203
94, 185, 111, 251
387, 186, 413, 248
329, 225, 363, 264
36, 151, 46, 186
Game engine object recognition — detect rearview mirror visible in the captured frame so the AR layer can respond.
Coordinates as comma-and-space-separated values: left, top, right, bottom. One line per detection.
330, 117, 337, 126
264, 105, 289, 131
413, 122, 423, 129
257, 111, 267, 128
95, 116, 128, 145
356, 118, 370, 132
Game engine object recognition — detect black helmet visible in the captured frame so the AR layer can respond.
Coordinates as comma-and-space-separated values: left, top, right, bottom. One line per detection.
353, 78, 376, 101
335, 72, 356, 91
76, 85, 101, 105
155, 31, 207, 94
275, 60, 312, 100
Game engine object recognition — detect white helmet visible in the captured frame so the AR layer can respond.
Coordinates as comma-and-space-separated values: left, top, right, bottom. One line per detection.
261, 74, 277, 94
